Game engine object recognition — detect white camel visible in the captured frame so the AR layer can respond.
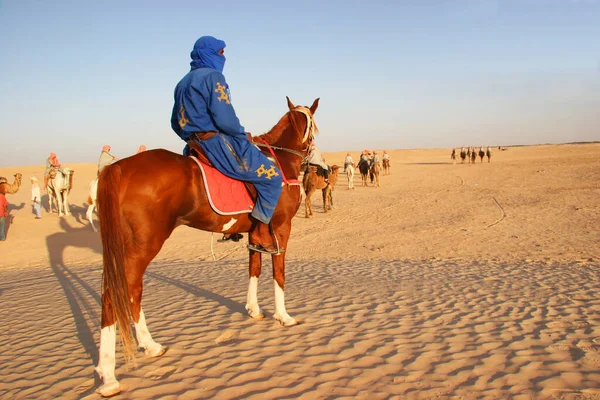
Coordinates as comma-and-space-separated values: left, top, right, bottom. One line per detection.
345, 163, 355, 189
47, 167, 73, 217
86, 177, 99, 231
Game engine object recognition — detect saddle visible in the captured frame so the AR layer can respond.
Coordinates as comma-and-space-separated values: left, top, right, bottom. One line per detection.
187, 134, 258, 213
306, 164, 329, 178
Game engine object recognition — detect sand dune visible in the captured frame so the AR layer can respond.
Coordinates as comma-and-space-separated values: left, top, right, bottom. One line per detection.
1, 144, 599, 399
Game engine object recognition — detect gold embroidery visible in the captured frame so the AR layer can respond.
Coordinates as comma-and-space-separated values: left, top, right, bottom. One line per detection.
255, 164, 279, 180
178, 105, 189, 129
215, 82, 231, 104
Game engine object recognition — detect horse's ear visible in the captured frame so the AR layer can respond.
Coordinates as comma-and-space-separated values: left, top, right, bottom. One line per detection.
309, 98, 320, 115
286, 96, 295, 111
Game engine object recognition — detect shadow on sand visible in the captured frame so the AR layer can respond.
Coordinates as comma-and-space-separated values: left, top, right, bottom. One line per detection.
46, 218, 103, 383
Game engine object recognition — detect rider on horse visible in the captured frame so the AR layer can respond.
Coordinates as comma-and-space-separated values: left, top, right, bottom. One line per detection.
171, 35, 283, 254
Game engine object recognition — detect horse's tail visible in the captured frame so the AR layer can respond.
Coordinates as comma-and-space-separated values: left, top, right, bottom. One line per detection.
97, 164, 136, 364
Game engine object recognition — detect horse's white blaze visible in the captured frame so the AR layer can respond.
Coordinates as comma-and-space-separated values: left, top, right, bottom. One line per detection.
134, 308, 163, 356
96, 325, 119, 392
245, 276, 262, 318
273, 280, 296, 325
222, 218, 237, 231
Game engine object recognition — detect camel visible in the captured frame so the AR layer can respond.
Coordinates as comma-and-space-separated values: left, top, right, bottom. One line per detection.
345, 163, 355, 190
478, 146, 485, 163
460, 146, 467, 163
86, 177, 99, 231
486, 146, 492, 163
0, 173, 23, 195
303, 165, 339, 218
47, 167, 73, 217
382, 159, 391, 175
358, 159, 370, 186
370, 161, 381, 188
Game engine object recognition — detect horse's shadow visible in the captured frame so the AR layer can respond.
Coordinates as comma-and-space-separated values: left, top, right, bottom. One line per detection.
46, 219, 103, 365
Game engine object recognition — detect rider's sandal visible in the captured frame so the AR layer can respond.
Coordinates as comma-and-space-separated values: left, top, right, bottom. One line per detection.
217, 233, 243, 243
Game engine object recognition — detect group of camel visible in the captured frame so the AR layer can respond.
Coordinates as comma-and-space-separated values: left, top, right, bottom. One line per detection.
302, 155, 390, 218
453, 146, 492, 164
0, 169, 99, 229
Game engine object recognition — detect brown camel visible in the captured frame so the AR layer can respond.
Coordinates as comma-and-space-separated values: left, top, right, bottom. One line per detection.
303, 165, 339, 218
0, 173, 23, 195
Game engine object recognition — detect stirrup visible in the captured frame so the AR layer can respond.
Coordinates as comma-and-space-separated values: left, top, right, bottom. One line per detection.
247, 243, 285, 255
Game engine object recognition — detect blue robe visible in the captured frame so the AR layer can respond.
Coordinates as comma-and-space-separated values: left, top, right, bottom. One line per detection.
171, 36, 282, 223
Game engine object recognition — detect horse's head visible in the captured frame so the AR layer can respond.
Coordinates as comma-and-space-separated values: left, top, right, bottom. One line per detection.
285, 96, 319, 154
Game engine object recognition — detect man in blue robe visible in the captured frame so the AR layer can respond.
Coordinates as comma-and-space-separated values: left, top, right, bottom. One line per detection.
171, 36, 283, 254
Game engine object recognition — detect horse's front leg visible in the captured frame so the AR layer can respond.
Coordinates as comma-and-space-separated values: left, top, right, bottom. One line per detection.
246, 251, 264, 319
272, 252, 297, 326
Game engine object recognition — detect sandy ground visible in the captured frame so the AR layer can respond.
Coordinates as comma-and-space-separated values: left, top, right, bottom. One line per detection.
0, 144, 599, 399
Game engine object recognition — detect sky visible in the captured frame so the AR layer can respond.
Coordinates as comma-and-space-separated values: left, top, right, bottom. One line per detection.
1, 0, 599, 167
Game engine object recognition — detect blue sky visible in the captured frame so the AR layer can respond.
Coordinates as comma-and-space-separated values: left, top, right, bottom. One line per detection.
1, 0, 598, 167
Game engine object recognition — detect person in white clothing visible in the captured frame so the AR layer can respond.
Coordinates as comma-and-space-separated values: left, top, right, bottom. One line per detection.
343, 152, 354, 172
306, 144, 329, 181
30, 176, 42, 219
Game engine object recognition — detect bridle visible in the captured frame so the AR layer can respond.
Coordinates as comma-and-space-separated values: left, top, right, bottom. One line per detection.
254, 106, 316, 159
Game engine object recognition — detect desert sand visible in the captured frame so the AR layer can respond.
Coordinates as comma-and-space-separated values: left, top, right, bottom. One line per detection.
1, 144, 599, 399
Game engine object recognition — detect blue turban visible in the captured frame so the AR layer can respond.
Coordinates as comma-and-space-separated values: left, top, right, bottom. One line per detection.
190, 36, 226, 73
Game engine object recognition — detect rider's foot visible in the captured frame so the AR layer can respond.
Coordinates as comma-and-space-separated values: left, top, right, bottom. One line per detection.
217, 233, 243, 243
248, 222, 284, 255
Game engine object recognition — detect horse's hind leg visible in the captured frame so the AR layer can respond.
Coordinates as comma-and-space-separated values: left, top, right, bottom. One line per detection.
127, 246, 168, 358
96, 295, 120, 396
246, 251, 265, 319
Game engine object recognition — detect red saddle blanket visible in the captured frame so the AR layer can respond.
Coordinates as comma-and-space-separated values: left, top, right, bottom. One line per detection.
191, 157, 254, 215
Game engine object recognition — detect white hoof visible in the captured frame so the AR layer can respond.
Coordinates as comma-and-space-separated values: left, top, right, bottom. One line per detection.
274, 314, 298, 326
145, 345, 168, 358
96, 381, 121, 397
245, 304, 265, 320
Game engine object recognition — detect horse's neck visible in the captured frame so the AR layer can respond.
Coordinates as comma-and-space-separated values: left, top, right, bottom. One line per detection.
259, 114, 305, 181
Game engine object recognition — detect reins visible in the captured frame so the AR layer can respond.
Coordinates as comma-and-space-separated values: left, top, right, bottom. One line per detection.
252, 106, 317, 183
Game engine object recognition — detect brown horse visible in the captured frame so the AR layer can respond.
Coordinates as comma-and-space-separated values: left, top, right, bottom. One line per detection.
94, 97, 319, 397
302, 164, 339, 218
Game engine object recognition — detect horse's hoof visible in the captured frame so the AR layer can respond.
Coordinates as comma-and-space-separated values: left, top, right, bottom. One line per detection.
274, 314, 298, 326
246, 305, 265, 319
146, 345, 168, 358
96, 381, 121, 397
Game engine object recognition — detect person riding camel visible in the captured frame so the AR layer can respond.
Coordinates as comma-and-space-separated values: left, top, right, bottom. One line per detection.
170, 35, 283, 254
370, 150, 381, 167
43, 152, 61, 190
98, 145, 118, 175
306, 143, 329, 182
343, 152, 354, 172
